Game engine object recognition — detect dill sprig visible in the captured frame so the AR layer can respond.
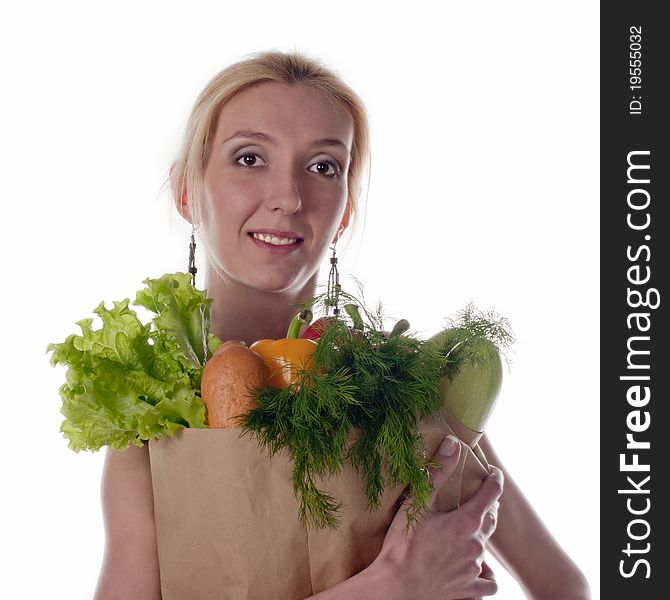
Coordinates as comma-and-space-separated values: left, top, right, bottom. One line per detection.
239, 285, 515, 531
431, 302, 517, 381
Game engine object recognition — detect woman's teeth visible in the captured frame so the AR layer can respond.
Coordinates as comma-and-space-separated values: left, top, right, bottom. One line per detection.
252, 233, 299, 245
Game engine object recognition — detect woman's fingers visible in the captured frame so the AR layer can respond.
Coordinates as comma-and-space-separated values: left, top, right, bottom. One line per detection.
479, 560, 495, 581
480, 501, 499, 540
458, 465, 504, 526
427, 435, 462, 512
468, 560, 499, 597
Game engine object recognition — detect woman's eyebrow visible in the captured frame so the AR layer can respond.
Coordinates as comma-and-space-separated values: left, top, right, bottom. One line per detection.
223, 130, 350, 154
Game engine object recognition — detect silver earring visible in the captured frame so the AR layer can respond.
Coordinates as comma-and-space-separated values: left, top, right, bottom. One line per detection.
188, 225, 197, 287
326, 241, 340, 316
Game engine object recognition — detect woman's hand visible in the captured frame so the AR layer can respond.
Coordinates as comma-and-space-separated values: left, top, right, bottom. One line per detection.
363, 435, 504, 600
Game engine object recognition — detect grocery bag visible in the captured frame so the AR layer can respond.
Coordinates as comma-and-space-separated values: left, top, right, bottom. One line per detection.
148, 408, 491, 600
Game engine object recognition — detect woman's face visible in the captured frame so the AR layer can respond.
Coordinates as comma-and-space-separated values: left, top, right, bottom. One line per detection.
200, 81, 354, 293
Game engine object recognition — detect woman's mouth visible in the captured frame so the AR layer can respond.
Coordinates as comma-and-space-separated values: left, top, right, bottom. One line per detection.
248, 232, 304, 254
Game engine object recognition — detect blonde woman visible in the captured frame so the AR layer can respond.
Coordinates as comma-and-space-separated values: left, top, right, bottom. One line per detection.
94, 50, 590, 600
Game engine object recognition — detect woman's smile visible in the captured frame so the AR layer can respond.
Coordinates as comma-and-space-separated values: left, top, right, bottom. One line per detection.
248, 231, 304, 254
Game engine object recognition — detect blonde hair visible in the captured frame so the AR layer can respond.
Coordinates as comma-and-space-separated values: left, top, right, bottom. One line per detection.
169, 49, 371, 270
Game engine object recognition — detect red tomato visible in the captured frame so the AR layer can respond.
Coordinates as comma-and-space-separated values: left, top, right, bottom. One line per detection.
300, 317, 339, 340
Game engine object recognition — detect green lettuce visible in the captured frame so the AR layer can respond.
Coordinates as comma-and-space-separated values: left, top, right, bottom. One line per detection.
46, 272, 223, 452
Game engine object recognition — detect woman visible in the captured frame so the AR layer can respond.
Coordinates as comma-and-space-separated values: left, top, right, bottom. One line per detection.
94, 50, 591, 599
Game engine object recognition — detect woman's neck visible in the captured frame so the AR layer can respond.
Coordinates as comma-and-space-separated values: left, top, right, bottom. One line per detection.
204, 267, 320, 346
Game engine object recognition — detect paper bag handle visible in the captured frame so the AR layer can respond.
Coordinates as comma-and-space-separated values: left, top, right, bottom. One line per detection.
433, 412, 492, 600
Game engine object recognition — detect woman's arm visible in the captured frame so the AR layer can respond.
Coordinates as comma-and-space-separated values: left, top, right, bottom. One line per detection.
479, 433, 591, 600
93, 444, 162, 600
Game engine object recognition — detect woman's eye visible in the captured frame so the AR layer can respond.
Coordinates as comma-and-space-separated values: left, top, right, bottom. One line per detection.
309, 161, 340, 177
235, 153, 265, 168
235, 154, 339, 177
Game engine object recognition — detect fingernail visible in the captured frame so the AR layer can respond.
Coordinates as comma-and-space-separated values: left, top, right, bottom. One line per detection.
439, 435, 459, 456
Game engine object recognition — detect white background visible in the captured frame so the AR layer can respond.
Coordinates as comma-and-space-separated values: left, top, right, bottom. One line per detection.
0, 1, 599, 598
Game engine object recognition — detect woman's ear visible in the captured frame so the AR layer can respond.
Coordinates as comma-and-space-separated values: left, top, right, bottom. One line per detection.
176, 189, 192, 224
170, 163, 192, 224
333, 198, 352, 244
173, 176, 193, 224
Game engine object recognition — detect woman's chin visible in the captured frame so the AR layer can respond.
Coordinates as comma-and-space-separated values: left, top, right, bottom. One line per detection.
238, 269, 310, 295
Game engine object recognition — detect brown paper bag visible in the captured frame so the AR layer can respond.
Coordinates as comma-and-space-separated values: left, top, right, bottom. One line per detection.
148, 408, 492, 600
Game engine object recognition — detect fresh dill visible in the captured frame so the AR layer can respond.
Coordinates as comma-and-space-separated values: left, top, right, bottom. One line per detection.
240, 285, 515, 531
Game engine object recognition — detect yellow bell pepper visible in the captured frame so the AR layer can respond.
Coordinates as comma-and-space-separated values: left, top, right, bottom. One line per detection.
249, 309, 318, 389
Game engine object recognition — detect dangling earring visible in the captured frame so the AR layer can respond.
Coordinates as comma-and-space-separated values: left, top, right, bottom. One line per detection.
326, 232, 342, 317
188, 224, 198, 288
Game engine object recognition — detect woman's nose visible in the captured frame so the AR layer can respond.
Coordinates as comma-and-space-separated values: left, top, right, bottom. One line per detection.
266, 164, 303, 214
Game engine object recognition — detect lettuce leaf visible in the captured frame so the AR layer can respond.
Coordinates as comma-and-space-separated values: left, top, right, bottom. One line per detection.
46, 272, 222, 452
